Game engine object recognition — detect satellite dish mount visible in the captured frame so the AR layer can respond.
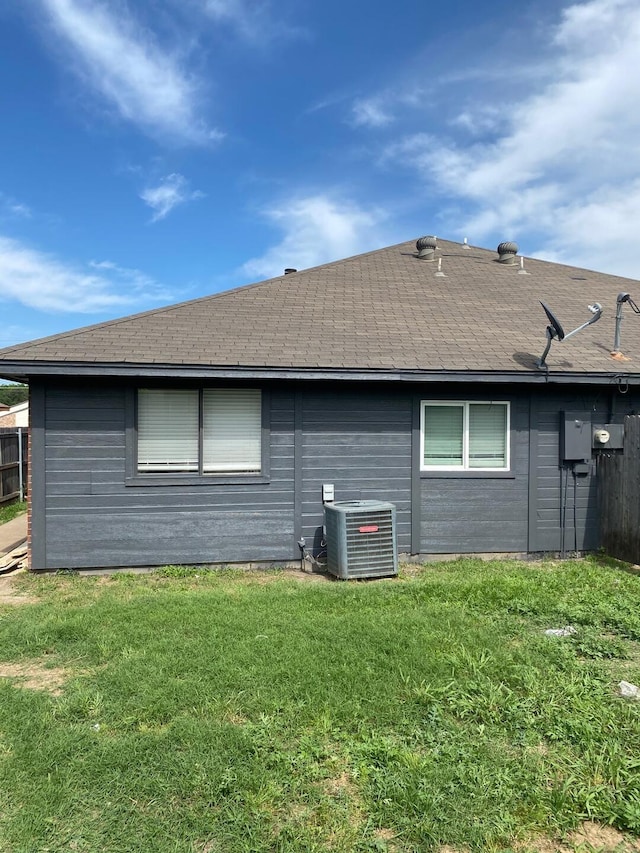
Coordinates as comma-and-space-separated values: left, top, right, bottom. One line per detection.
536, 301, 602, 370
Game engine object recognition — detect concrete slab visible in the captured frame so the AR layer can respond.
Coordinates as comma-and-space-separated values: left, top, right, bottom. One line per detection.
0, 514, 27, 557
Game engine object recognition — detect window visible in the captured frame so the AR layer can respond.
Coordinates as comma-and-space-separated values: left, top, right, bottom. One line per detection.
137, 388, 262, 475
421, 401, 510, 471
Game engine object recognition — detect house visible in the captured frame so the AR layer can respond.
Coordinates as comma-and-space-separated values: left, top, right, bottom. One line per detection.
0, 236, 639, 571
0, 401, 29, 428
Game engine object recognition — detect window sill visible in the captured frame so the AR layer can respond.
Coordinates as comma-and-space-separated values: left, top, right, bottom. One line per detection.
420, 470, 515, 480
125, 474, 270, 487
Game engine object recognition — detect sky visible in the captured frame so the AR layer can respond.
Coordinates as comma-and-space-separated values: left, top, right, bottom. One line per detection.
1, 0, 640, 350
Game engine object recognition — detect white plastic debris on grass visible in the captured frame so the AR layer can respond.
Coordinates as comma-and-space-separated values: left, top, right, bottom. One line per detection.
544, 626, 577, 637
619, 681, 640, 700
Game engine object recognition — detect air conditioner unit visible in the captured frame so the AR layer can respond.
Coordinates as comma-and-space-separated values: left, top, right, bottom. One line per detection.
324, 500, 398, 580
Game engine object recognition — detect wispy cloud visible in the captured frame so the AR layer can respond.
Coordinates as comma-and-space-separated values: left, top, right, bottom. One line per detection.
38, 0, 221, 143
0, 193, 31, 220
241, 194, 389, 280
0, 236, 171, 313
351, 98, 394, 128
382, 0, 640, 276
140, 173, 204, 222
197, 0, 305, 42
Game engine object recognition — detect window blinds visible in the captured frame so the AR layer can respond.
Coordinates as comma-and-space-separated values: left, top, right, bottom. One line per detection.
137, 389, 199, 472
468, 404, 507, 468
137, 388, 262, 474
203, 389, 262, 473
423, 405, 464, 467
422, 401, 509, 470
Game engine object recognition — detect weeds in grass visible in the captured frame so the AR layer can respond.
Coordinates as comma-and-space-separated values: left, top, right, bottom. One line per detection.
0, 499, 26, 526
0, 559, 638, 851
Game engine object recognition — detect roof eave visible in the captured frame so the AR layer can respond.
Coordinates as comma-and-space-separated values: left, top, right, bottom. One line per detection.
1, 360, 639, 386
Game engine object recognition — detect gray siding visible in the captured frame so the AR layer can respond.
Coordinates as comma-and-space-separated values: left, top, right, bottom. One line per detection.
33, 378, 640, 570
300, 389, 413, 554
44, 383, 295, 568
528, 388, 640, 552
419, 395, 530, 553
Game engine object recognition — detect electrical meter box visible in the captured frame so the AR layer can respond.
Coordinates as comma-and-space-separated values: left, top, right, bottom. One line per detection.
592, 423, 624, 450
560, 412, 592, 463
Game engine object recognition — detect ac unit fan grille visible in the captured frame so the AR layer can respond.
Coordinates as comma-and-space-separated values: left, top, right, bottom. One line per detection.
343, 510, 395, 576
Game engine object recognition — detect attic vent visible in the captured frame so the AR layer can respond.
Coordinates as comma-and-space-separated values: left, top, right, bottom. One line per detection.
284, 268, 297, 275
497, 241, 518, 264
416, 235, 437, 260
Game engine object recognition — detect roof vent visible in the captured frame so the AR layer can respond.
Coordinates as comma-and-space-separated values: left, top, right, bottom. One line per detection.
497, 241, 518, 264
284, 268, 297, 275
416, 235, 437, 260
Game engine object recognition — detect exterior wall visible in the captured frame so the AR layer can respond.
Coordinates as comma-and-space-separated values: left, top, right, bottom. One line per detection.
299, 387, 412, 555
40, 382, 295, 569
419, 394, 530, 553
30, 378, 640, 570
528, 386, 640, 553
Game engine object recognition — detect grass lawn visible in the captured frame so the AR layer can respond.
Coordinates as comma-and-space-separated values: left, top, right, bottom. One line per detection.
0, 558, 639, 852
0, 499, 27, 526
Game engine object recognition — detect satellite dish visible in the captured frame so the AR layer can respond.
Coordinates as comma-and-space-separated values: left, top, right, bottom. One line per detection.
536, 301, 602, 370
540, 302, 565, 341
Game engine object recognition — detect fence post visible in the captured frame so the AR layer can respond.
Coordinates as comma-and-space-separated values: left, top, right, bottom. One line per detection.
18, 427, 23, 502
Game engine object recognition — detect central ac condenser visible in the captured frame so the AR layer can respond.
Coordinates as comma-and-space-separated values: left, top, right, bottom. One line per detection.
324, 500, 398, 579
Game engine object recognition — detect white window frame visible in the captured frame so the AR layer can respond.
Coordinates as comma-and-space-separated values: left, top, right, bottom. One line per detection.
136, 388, 263, 477
420, 401, 511, 472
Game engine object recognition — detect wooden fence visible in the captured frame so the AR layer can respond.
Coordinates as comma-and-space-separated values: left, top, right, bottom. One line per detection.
0, 428, 28, 504
598, 415, 640, 564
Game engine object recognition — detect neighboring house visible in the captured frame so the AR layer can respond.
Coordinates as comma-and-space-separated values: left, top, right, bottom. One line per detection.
0, 236, 639, 571
0, 401, 29, 428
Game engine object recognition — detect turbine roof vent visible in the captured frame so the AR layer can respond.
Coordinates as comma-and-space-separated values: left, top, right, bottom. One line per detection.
416, 235, 437, 260
497, 241, 518, 264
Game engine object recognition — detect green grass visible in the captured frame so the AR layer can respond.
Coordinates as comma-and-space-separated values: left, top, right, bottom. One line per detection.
0, 499, 27, 526
0, 558, 639, 852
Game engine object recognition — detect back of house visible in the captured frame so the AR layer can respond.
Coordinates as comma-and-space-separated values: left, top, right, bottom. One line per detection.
1, 237, 638, 570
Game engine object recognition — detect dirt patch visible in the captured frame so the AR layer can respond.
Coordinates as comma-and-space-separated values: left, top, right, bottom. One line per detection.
515, 838, 573, 852
373, 827, 403, 851
515, 823, 640, 852
0, 571, 37, 606
568, 821, 640, 851
0, 661, 70, 696
241, 569, 331, 584
323, 770, 359, 799
195, 842, 218, 853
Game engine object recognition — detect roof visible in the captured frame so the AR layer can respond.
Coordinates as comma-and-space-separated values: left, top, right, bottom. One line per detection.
1, 237, 639, 383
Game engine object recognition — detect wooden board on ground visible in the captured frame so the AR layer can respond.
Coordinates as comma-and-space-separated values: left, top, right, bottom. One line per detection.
0, 545, 28, 573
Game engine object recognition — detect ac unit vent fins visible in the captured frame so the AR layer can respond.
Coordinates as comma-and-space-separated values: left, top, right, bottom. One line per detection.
324, 500, 398, 580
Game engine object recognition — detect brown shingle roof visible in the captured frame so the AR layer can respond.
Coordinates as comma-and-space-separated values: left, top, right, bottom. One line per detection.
1, 238, 639, 376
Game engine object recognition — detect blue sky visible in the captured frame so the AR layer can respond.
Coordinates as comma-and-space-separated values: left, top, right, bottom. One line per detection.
1, 0, 639, 349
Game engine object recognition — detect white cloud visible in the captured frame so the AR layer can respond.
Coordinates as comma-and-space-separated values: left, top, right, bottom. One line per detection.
38, 0, 221, 143
140, 173, 204, 222
0, 193, 31, 220
198, 0, 304, 42
351, 98, 393, 128
0, 236, 170, 313
241, 195, 388, 280
383, 0, 640, 276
